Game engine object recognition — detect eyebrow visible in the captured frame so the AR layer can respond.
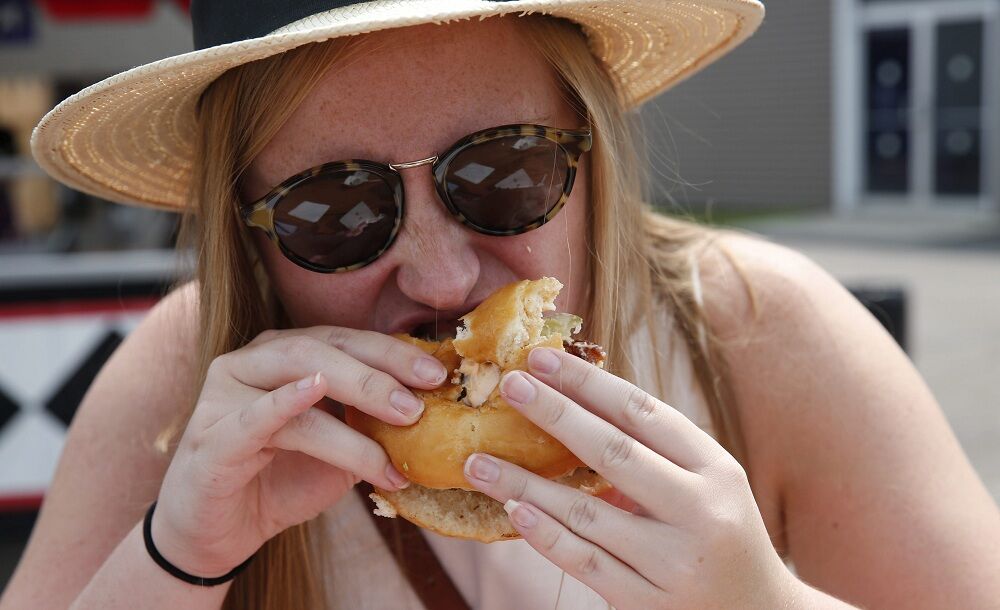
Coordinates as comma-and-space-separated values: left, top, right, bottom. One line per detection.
522, 114, 552, 124
325, 115, 559, 165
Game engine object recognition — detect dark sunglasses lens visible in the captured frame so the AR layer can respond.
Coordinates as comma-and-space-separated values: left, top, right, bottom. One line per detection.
445, 135, 569, 232
272, 169, 399, 271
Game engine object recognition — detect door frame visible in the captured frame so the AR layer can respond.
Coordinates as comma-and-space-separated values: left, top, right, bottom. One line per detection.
833, 0, 1000, 215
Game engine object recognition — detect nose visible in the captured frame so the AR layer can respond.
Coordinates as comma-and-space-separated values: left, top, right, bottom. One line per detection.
387, 164, 480, 311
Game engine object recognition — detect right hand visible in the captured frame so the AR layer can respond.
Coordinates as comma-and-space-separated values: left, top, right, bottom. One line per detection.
150, 326, 448, 577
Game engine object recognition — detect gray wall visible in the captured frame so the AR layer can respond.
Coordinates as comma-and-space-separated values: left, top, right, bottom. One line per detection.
640, 0, 832, 212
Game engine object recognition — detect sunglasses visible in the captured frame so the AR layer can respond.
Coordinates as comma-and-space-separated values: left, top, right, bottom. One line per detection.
241, 123, 592, 273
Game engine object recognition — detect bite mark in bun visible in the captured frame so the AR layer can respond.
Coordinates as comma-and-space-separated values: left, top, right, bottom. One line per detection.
347, 277, 610, 542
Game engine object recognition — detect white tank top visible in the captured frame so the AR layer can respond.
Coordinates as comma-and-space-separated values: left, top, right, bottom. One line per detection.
321, 303, 714, 609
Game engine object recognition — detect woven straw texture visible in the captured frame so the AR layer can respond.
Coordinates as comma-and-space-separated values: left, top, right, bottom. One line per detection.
31, 0, 764, 210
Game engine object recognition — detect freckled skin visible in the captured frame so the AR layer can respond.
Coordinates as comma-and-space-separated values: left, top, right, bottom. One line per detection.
242, 17, 591, 333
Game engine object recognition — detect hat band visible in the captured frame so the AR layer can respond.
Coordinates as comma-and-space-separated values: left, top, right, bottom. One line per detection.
191, 0, 518, 50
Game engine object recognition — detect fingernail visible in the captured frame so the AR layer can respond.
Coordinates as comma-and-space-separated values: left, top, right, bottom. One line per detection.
385, 463, 410, 489
296, 372, 322, 390
504, 499, 538, 529
390, 390, 424, 418
501, 372, 535, 406
465, 454, 500, 483
413, 356, 447, 385
528, 348, 561, 375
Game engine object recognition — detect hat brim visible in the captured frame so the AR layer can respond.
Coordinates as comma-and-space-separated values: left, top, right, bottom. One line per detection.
31, 0, 764, 210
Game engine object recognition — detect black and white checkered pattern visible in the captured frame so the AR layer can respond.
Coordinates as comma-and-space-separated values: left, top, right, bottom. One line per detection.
0, 310, 146, 498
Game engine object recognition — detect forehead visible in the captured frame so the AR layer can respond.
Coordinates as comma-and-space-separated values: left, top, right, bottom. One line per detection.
260, 16, 575, 170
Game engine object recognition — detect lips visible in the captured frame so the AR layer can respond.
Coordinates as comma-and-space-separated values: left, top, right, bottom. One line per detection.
410, 317, 464, 341
386, 302, 482, 339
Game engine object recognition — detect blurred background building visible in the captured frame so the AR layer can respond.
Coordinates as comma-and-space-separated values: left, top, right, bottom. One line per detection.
0, 0, 998, 591
646, 0, 999, 217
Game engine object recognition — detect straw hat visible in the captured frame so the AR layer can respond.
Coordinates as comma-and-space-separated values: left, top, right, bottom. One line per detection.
31, 0, 764, 210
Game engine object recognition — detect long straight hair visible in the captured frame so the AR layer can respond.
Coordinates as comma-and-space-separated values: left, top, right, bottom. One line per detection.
160, 14, 744, 609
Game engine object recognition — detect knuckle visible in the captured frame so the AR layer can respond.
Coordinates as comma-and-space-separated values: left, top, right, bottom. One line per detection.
569, 360, 598, 390
237, 403, 257, 431
705, 506, 744, 548
576, 547, 601, 576
354, 368, 384, 398
622, 385, 658, 429
707, 454, 749, 489
254, 328, 281, 344
726, 458, 750, 487
354, 440, 386, 472
379, 337, 401, 363
206, 353, 230, 379
598, 432, 636, 471
275, 335, 321, 361
539, 524, 564, 554
565, 495, 599, 534
290, 407, 323, 436
538, 397, 570, 430
696, 488, 747, 543
508, 474, 529, 502
324, 326, 353, 351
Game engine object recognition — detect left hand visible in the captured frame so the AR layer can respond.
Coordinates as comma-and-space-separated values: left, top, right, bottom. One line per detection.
462, 347, 801, 610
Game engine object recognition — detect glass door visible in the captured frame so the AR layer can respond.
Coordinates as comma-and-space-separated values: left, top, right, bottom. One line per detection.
858, 0, 997, 209
865, 27, 912, 196
934, 19, 984, 197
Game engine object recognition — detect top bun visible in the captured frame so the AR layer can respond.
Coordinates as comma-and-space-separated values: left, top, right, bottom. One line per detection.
452, 276, 562, 368
347, 277, 590, 491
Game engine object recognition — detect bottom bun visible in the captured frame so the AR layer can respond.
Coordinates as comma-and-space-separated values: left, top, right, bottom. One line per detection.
369, 468, 613, 543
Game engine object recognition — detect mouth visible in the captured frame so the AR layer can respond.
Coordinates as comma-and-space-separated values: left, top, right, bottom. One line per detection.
387, 297, 485, 341
408, 317, 465, 342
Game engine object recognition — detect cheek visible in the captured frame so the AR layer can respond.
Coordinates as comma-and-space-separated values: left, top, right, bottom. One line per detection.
251, 233, 381, 328
489, 187, 590, 313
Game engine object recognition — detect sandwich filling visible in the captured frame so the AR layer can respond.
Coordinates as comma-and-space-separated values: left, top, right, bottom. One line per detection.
450, 312, 605, 408
453, 360, 501, 407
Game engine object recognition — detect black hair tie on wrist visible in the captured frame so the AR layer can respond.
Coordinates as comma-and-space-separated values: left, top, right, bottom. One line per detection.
143, 501, 254, 586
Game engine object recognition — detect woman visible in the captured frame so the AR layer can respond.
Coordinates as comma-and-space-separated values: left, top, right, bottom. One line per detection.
5, 1, 999, 609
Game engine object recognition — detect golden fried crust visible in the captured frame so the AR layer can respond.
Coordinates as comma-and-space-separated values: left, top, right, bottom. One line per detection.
451, 280, 525, 364
349, 395, 584, 489
346, 333, 580, 490
503, 334, 563, 373
452, 277, 561, 367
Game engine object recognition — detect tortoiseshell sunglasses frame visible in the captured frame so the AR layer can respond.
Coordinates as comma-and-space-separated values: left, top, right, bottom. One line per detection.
241, 123, 593, 274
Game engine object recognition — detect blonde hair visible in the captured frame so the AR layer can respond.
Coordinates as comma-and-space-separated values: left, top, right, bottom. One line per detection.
163, 14, 744, 609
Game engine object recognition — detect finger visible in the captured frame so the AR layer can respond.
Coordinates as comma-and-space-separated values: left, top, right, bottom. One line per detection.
249, 326, 449, 390
528, 347, 720, 470
218, 335, 426, 426
464, 453, 678, 584
269, 406, 410, 492
206, 372, 326, 462
499, 370, 702, 523
502, 499, 664, 610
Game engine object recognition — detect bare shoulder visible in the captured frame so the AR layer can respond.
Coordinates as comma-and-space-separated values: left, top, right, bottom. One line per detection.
694, 230, 848, 341
693, 230, 906, 454
694, 231, 1000, 608
0, 281, 201, 609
